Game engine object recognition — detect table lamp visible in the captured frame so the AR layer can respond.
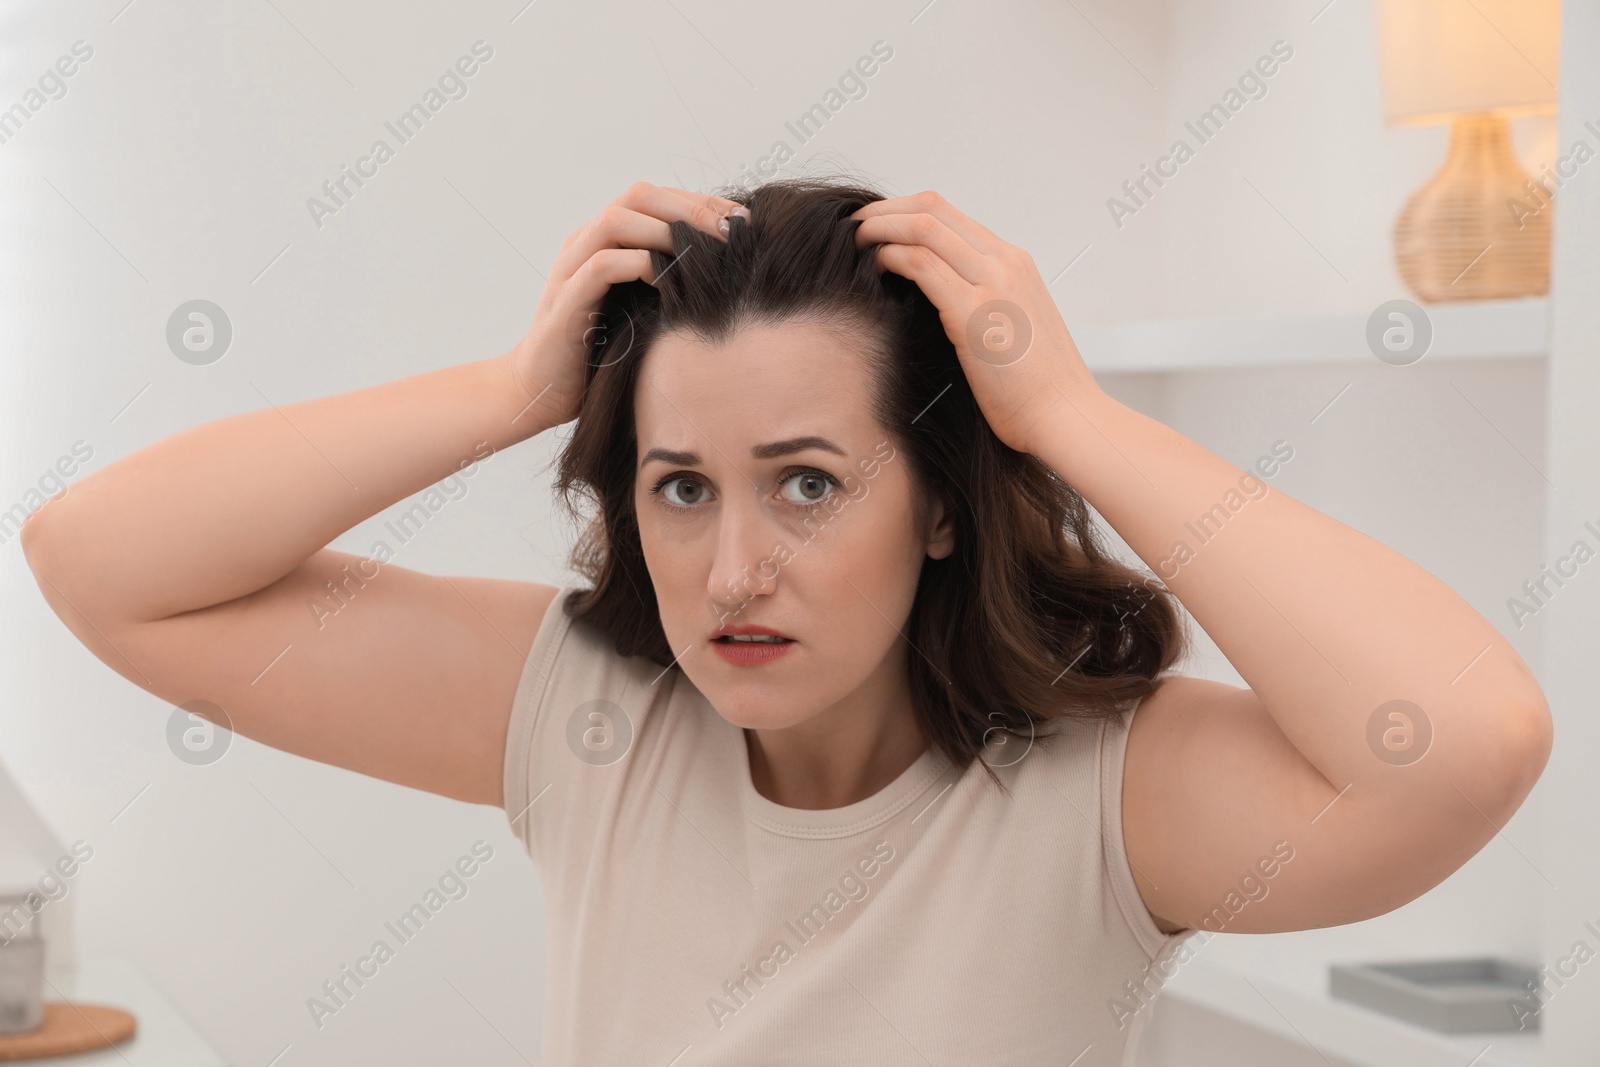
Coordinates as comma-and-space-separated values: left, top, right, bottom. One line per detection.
1374, 0, 1560, 302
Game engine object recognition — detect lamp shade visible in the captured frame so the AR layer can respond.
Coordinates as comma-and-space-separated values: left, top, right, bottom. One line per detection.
1375, 0, 1560, 125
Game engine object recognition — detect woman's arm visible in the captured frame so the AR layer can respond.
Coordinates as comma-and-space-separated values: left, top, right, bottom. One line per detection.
21, 180, 746, 808
851, 189, 1551, 933
20, 353, 565, 805
24, 356, 543, 628
1032, 384, 1550, 931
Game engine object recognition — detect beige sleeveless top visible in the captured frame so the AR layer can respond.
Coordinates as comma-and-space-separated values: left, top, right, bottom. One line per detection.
502, 587, 1196, 1065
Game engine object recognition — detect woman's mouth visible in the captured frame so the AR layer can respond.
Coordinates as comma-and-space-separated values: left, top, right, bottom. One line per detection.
713, 639, 793, 662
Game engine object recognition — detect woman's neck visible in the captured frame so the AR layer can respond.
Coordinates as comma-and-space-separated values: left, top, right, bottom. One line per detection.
744, 693, 928, 810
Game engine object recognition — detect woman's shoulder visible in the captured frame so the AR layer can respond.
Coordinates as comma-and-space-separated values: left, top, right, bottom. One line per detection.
526, 585, 666, 682
1018, 671, 1181, 755
513, 586, 679, 752
502, 585, 692, 854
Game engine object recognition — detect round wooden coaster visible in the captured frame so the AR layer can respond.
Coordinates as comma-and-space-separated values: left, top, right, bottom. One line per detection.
0, 1002, 137, 1061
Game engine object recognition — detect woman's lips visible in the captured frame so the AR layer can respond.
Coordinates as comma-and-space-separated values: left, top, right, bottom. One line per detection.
711, 636, 795, 665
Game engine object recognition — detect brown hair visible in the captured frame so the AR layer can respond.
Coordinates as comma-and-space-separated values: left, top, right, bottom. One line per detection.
553, 176, 1188, 784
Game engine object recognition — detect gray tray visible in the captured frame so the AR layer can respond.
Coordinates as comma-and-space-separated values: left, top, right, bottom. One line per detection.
1329, 957, 1543, 1033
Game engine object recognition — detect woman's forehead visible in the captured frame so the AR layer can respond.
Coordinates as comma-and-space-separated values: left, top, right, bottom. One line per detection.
634, 321, 881, 447
642, 319, 874, 377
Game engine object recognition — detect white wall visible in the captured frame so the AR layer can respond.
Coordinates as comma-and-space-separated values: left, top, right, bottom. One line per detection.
0, 0, 1582, 1063
1536, 0, 1600, 1058
1154, 0, 1559, 320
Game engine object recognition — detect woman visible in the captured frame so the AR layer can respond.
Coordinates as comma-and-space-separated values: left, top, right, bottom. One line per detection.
21, 177, 1551, 1064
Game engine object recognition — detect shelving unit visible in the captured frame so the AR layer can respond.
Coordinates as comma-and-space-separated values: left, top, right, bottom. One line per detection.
1075, 299, 1554, 1067
1074, 298, 1549, 374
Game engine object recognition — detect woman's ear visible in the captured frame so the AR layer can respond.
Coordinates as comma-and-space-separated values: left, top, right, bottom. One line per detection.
924, 491, 956, 560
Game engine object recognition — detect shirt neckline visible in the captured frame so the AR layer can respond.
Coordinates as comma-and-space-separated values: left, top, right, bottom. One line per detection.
736, 722, 954, 839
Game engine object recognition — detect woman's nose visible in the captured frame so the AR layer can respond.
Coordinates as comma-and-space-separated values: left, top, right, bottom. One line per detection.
707, 502, 779, 612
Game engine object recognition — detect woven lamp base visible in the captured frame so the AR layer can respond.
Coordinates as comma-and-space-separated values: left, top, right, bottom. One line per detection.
1394, 112, 1551, 303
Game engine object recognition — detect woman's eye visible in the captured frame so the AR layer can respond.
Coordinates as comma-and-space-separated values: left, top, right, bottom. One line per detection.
779, 471, 834, 505
661, 476, 710, 506
653, 470, 833, 509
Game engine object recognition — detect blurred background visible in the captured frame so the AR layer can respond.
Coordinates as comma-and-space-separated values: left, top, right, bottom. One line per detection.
1, 0, 1596, 1064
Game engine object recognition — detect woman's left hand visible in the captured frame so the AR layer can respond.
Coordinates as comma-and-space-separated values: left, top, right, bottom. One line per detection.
850, 190, 1101, 456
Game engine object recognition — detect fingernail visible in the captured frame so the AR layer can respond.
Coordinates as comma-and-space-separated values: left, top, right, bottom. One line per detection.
718, 217, 730, 237
729, 205, 751, 221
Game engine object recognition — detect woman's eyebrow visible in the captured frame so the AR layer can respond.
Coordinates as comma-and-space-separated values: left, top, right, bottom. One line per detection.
639, 436, 847, 469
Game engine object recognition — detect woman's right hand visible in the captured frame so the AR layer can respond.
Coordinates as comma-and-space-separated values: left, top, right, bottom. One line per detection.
500, 181, 749, 429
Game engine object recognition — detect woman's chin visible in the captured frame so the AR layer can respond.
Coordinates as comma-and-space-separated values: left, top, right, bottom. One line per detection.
706, 697, 818, 734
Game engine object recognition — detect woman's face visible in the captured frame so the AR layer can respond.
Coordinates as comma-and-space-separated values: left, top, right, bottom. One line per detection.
632, 318, 953, 732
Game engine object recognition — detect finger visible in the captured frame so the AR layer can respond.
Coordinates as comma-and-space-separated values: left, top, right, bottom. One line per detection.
555, 248, 655, 315
872, 241, 970, 313
549, 205, 675, 282
618, 181, 745, 243
851, 190, 1004, 255
656, 185, 747, 222
853, 212, 994, 286
546, 247, 656, 349
553, 181, 745, 259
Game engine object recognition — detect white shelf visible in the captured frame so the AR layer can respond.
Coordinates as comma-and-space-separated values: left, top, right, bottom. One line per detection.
1161, 957, 1546, 1067
1075, 298, 1550, 373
